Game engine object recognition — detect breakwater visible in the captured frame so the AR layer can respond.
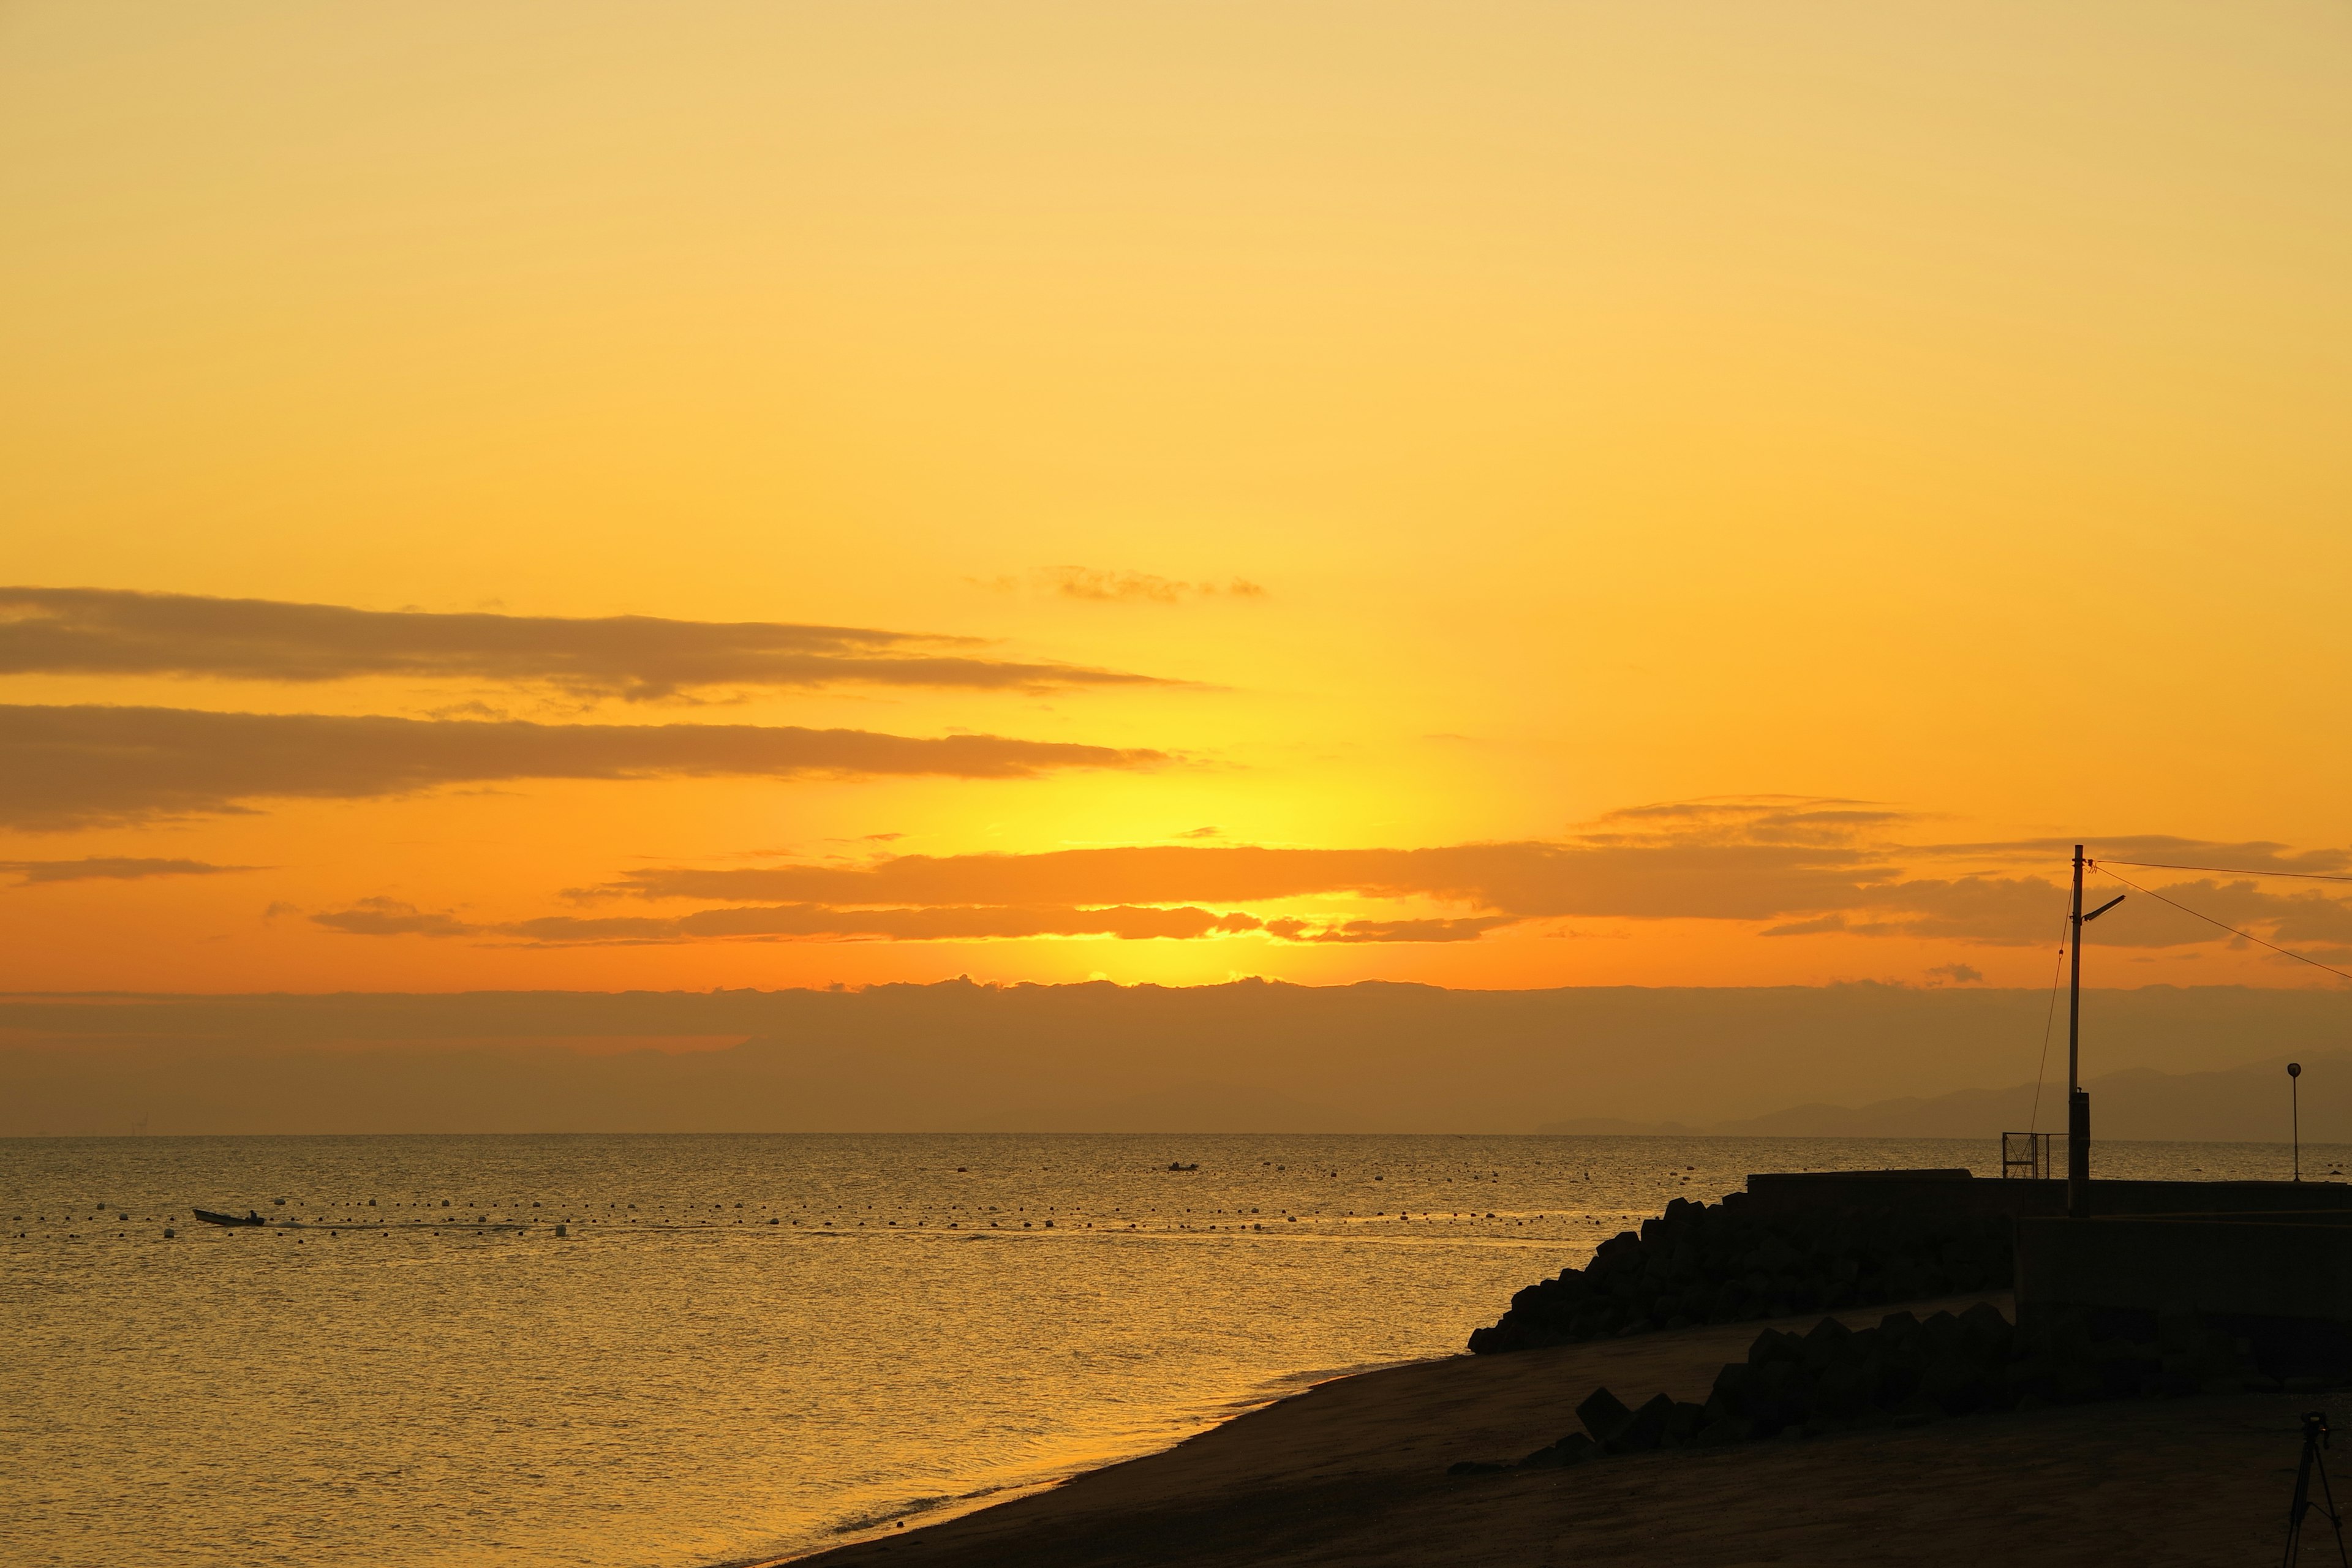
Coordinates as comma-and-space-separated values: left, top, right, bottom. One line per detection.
1468, 1166, 2352, 1355
1452, 1298, 2271, 1476
1468, 1190, 2013, 1352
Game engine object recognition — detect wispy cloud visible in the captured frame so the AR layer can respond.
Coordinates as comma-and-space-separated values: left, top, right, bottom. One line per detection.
1038, 568, 1267, 604
1908, 834, 2352, 875
0, 586, 1172, 700
1261, 915, 1513, 944
1, 856, 262, 885
576, 835, 1897, 920
515, 903, 1266, 944
310, 897, 481, 938
310, 899, 1510, 946
309, 901, 1461, 945
0, 704, 1168, 829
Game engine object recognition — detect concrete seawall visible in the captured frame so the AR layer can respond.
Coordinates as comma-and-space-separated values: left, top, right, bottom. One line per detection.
2016, 1213, 2352, 1322
1740, 1170, 2352, 1219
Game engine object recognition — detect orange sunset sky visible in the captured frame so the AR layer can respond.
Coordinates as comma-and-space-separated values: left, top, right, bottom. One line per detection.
4, 1, 2350, 996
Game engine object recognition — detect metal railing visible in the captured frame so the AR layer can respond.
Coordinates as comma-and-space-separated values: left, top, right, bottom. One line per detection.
2002, 1131, 2056, 1180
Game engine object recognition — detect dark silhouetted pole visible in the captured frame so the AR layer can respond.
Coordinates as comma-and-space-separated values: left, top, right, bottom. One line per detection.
2060, 854, 2127, 1218
2068, 845, 2090, 1218
2291, 1062, 2304, 1182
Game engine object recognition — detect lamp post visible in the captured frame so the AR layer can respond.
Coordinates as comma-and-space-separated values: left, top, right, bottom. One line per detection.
2066, 845, 2126, 1221
2290, 1062, 2303, 1182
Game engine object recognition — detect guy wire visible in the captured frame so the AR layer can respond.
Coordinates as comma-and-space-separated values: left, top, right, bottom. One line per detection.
2097, 859, 2352, 885
2091, 863, 2352, 986
2028, 905, 2068, 1136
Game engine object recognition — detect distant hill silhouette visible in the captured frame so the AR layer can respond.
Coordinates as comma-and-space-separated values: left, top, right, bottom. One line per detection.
4, 979, 2348, 1137
1539, 1052, 2352, 1143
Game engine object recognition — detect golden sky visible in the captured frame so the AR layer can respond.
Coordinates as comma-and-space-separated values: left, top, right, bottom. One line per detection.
4, 1, 2350, 994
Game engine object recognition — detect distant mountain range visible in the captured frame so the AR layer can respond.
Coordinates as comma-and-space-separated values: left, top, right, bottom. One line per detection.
1539, 1053, 2352, 1144
5, 980, 2350, 1137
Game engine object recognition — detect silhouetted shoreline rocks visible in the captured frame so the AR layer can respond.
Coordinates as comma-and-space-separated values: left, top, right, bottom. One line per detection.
1450, 1300, 2269, 1476
1468, 1194, 2013, 1353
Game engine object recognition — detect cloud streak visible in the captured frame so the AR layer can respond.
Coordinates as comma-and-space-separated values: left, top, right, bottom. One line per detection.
311, 901, 1466, 945
582, 839, 1899, 921
0, 705, 1167, 829
1, 856, 262, 885
290, 797, 2352, 954
0, 586, 1172, 699
1039, 568, 1267, 604
524, 799, 2352, 953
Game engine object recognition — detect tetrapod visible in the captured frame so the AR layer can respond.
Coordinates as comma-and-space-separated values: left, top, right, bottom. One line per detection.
2286, 1409, 2351, 1567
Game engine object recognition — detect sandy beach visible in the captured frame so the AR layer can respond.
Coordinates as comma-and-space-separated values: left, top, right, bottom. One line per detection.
791, 1292, 2329, 1566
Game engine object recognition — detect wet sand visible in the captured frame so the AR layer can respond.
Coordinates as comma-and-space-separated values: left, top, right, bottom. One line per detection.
789, 1292, 2331, 1566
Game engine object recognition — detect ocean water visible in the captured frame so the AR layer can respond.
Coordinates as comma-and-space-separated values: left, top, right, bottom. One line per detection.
2, 1132, 2335, 1567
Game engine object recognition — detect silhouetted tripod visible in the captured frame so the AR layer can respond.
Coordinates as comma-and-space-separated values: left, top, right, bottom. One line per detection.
2286, 1410, 2350, 1567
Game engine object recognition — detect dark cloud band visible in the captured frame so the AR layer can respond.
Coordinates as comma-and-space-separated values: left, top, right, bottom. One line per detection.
555, 802, 2352, 952
0, 586, 1171, 699
1, 856, 260, 885
0, 704, 1166, 829
310, 900, 1480, 945
584, 840, 1898, 922
206, 794, 2352, 955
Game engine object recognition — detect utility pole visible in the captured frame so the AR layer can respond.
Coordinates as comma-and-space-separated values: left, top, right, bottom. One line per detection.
2068, 845, 2089, 1219
2065, 845, 2126, 1221
2291, 1062, 2304, 1182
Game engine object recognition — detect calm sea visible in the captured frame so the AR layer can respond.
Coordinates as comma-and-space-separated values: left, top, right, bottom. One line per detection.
1, 1133, 2331, 1567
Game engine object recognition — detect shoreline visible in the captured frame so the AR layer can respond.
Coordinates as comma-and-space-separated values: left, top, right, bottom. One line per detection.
747, 1352, 1441, 1564
781, 1291, 2323, 1566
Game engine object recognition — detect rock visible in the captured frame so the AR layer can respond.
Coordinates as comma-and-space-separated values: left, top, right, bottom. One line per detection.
1691, 1416, 1751, 1446
1802, 1314, 1853, 1370
1960, 1299, 2013, 1344
1709, 1361, 1758, 1419
1752, 1359, 1814, 1430
1518, 1433, 1596, 1468
1812, 1360, 1873, 1419
1521, 1302, 2275, 1471
1447, 1460, 1509, 1476
1917, 1355, 1992, 1415
1576, 1386, 1634, 1446
1611, 1393, 1676, 1453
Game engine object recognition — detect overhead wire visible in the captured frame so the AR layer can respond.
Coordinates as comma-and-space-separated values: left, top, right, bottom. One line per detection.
2027, 904, 2069, 1136
2095, 859, 2352, 885
2090, 863, 2352, 986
